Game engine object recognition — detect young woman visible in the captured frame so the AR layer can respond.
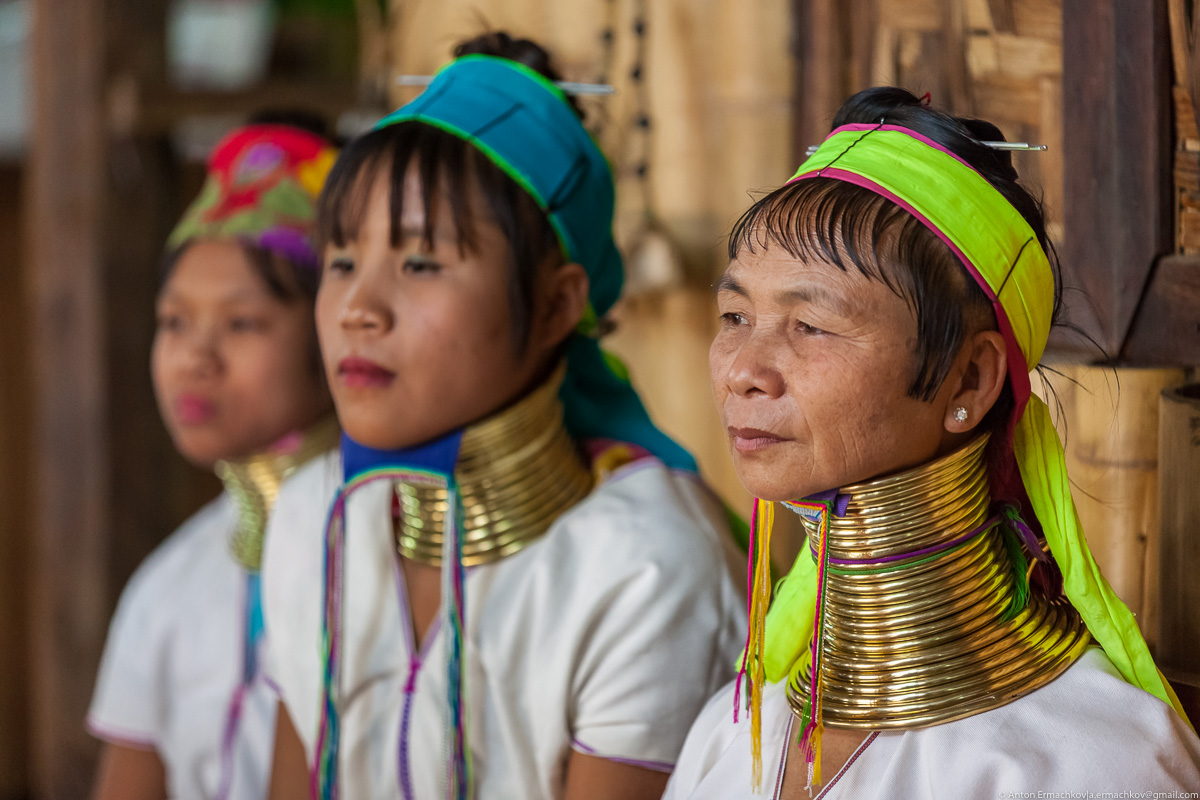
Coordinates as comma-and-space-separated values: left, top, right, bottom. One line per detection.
663, 87, 1200, 799
260, 33, 745, 800
88, 123, 339, 800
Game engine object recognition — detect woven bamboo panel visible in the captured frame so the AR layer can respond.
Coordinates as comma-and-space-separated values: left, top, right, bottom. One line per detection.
862, 0, 1063, 237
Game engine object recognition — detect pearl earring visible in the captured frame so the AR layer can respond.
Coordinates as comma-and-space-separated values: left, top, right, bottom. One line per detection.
953, 407, 969, 423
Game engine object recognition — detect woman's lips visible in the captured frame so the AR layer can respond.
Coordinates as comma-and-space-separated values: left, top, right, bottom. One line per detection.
728, 426, 790, 453
175, 394, 216, 425
338, 356, 396, 389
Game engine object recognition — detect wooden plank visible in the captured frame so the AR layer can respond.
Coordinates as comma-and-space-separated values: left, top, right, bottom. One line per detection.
1122, 255, 1200, 363
0, 165, 32, 799
1061, 0, 1173, 356
792, 0, 848, 159
25, 0, 109, 796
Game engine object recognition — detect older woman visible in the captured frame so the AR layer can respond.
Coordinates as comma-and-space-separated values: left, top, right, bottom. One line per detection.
663, 87, 1200, 799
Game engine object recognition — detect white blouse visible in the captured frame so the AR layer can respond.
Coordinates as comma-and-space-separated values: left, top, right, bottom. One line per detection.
664, 647, 1200, 799
89, 494, 277, 800
262, 451, 747, 799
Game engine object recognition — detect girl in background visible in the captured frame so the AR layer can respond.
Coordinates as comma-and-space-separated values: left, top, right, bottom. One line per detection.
89, 122, 339, 800
262, 32, 745, 800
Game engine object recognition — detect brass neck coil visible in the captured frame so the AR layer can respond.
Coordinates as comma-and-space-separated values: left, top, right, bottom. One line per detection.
393, 364, 594, 568
786, 435, 1091, 729
216, 415, 340, 571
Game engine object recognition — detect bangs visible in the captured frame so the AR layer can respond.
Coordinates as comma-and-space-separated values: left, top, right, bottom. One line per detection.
729, 178, 925, 303
318, 122, 485, 254
728, 178, 994, 401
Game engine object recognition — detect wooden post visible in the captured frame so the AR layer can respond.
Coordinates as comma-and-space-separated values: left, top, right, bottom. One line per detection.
1061, 0, 1174, 355
25, 0, 110, 795
0, 165, 33, 798
1158, 383, 1200, 679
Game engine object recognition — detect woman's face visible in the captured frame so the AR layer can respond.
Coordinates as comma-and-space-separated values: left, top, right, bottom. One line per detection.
152, 241, 331, 467
711, 242, 962, 501
315, 166, 574, 451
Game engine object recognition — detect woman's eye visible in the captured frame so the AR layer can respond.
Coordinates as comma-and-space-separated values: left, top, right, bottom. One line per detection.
403, 255, 441, 274
228, 317, 264, 333
795, 320, 823, 336
327, 256, 354, 275
720, 312, 747, 327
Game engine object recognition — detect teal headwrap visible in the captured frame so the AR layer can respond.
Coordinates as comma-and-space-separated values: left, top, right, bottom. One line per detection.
377, 54, 696, 471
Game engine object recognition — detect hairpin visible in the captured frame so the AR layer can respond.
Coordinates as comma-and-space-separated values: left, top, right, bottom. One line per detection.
395, 74, 616, 95
804, 141, 1047, 157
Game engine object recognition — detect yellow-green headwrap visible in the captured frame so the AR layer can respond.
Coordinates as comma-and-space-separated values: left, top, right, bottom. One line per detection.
759, 123, 1189, 726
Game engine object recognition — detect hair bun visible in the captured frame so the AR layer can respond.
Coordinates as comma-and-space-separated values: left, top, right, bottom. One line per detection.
452, 31, 583, 118
831, 87, 924, 127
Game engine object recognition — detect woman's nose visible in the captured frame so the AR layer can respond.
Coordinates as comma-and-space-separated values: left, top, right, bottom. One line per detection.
724, 330, 786, 399
180, 327, 221, 378
339, 274, 394, 334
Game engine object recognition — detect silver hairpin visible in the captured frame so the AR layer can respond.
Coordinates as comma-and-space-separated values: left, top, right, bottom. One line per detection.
395, 74, 615, 95
804, 141, 1047, 158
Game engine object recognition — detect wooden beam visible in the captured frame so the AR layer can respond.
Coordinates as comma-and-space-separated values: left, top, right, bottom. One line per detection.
25, 0, 109, 796
1061, 0, 1174, 356
1122, 255, 1200, 363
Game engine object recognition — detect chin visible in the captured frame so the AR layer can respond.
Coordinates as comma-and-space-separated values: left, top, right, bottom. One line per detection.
172, 435, 227, 470
338, 416, 423, 452
732, 458, 822, 503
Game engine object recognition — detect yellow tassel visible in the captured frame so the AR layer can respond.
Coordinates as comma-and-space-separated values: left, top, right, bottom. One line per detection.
810, 721, 824, 787
748, 499, 775, 789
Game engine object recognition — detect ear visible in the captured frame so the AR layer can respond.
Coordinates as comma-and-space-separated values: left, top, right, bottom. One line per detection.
942, 329, 1008, 434
532, 262, 590, 354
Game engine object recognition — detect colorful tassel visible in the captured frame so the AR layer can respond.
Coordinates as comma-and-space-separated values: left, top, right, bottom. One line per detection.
784, 498, 835, 791
441, 478, 472, 800
314, 467, 472, 800
735, 498, 775, 789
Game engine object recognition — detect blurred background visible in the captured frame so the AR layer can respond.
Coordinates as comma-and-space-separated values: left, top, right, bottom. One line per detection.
1, 0, 1199, 797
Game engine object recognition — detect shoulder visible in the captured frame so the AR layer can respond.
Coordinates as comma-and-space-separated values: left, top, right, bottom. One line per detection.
116, 493, 236, 616
89, 493, 238, 741
917, 648, 1200, 789
540, 460, 735, 580
665, 679, 792, 799
263, 449, 340, 583
268, 449, 342, 536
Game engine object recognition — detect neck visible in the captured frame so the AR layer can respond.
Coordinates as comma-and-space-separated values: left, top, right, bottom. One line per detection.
786, 435, 1090, 730
215, 415, 340, 571
393, 363, 594, 567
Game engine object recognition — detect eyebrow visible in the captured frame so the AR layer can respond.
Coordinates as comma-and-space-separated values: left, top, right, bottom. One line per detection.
715, 273, 746, 296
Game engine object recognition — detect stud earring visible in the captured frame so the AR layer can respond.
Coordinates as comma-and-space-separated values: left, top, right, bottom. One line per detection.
953, 407, 969, 423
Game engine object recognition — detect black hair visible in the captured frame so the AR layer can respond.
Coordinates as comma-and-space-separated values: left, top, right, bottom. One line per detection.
317, 31, 579, 353
729, 86, 1065, 439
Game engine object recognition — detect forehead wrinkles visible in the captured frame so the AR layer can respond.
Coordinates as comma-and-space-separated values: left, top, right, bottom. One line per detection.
723, 250, 884, 324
